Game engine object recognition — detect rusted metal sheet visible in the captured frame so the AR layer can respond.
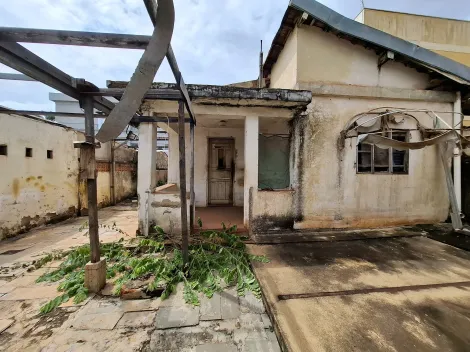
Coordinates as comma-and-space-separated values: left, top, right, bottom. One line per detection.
96, 0, 175, 142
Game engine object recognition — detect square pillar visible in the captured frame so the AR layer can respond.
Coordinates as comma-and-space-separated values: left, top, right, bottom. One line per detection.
244, 115, 259, 226
138, 122, 157, 236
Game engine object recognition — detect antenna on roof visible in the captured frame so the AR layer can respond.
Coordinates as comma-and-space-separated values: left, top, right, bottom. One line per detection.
361, 0, 365, 10
259, 40, 263, 88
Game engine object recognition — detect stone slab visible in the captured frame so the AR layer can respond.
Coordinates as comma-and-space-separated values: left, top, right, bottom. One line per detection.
233, 329, 268, 344
117, 311, 157, 328
0, 274, 42, 293
0, 285, 59, 300
200, 293, 222, 321
158, 282, 185, 307
195, 343, 238, 352
120, 298, 160, 312
155, 306, 200, 329
239, 292, 265, 314
242, 339, 282, 352
238, 313, 265, 330
70, 312, 123, 330
0, 319, 14, 333
220, 288, 240, 319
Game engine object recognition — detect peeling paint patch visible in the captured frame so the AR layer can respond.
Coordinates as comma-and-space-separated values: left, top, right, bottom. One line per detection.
151, 199, 180, 208
12, 178, 20, 200
251, 215, 295, 233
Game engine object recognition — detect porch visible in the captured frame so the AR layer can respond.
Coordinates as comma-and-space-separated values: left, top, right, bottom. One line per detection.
136, 84, 311, 235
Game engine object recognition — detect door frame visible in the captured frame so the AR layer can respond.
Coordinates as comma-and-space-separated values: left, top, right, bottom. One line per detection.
207, 137, 235, 206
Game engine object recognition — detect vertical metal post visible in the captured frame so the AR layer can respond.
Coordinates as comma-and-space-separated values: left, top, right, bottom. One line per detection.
190, 120, 195, 233
439, 143, 463, 230
259, 40, 263, 88
178, 101, 189, 265
83, 96, 100, 263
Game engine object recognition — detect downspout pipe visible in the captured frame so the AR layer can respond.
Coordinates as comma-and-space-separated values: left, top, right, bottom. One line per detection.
453, 91, 462, 213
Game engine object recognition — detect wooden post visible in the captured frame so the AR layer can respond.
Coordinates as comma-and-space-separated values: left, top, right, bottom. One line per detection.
178, 101, 189, 265
83, 96, 100, 263
190, 120, 195, 233
110, 140, 116, 205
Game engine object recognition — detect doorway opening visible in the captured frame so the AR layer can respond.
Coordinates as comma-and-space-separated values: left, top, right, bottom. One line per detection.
208, 138, 234, 206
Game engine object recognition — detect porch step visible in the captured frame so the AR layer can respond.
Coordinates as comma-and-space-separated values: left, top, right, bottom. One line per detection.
251, 226, 428, 244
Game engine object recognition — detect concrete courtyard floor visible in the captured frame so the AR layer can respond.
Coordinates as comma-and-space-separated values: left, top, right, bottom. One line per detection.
0, 202, 280, 352
248, 232, 470, 352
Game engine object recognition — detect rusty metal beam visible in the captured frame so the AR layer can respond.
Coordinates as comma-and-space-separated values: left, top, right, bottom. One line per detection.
0, 42, 115, 114
81, 88, 181, 100
0, 27, 150, 49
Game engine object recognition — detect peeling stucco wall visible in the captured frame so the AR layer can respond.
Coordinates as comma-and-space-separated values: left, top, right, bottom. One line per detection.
0, 113, 81, 240
251, 190, 295, 232
265, 21, 456, 230
291, 98, 453, 229
0, 113, 137, 240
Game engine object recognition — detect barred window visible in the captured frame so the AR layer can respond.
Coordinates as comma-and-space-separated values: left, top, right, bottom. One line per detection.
357, 131, 408, 174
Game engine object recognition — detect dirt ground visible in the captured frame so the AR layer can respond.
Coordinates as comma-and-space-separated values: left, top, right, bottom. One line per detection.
249, 233, 470, 352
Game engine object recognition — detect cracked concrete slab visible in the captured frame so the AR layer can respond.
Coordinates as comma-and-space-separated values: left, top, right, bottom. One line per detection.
200, 293, 222, 321
249, 236, 470, 352
155, 305, 200, 329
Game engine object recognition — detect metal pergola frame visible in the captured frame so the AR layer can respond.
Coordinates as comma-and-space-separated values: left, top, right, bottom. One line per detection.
0, 0, 195, 264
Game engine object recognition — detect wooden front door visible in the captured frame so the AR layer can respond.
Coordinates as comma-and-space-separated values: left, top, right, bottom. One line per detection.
208, 138, 234, 205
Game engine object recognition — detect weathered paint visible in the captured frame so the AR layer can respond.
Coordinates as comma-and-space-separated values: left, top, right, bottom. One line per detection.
360, 9, 470, 67
263, 19, 459, 231
0, 113, 137, 239
296, 25, 431, 89
147, 185, 190, 234
291, 97, 453, 229
251, 190, 295, 232
270, 27, 298, 89
0, 113, 81, 239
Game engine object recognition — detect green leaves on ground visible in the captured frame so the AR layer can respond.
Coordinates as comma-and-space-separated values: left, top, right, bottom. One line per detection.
36, 223, 269, 314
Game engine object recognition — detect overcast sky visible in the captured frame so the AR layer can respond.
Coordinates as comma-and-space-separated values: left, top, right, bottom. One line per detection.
0, 0, 468, 111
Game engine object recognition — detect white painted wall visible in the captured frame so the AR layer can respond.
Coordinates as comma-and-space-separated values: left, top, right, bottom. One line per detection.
0, 113, 137, 239
293, 97, 454, 229
168, 125, 245, 207
0, 113, 81, 239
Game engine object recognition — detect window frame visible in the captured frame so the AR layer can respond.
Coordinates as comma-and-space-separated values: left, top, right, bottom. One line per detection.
356, 130, 409, 175
25, 147, 33, 158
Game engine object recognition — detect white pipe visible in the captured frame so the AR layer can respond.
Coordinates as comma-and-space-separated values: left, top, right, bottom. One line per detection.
453, 91, 462, 212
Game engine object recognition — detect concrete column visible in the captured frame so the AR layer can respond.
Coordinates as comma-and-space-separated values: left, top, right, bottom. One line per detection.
453, 91, 462, 212
138, 122, 157, 236
244, 115, 259, 226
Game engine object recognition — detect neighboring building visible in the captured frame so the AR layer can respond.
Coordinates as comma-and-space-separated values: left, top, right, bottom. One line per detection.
135, 0, 470, 236
49, 93, 169, 151
355, 8, 470, 67
0, 112, 137, 240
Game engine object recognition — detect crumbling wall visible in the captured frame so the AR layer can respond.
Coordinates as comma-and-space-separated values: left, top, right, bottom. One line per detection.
0, 113, 137, 240
80, 142, 137, 211
0, 113, 81, 240
292, 97, 453, 229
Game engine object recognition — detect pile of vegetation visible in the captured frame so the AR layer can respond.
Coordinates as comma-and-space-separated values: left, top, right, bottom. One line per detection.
36, 223, 268, 314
